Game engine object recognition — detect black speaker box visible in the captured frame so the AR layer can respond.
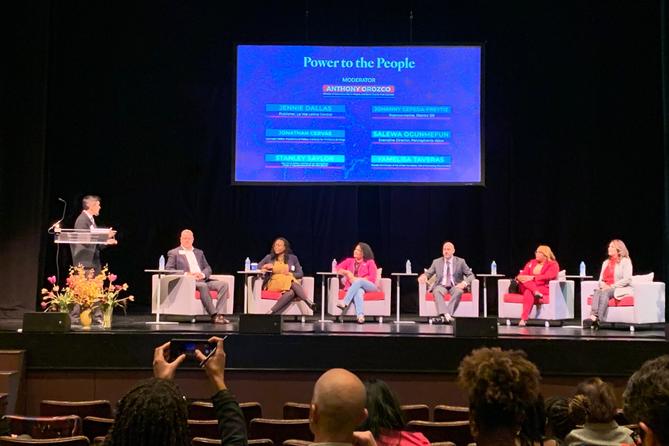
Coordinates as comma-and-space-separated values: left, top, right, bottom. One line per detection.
452, 317, 498, 338
238, 314, 282, 334
22, 312, 71, 332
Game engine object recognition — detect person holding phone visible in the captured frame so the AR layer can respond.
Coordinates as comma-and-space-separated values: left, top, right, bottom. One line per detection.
258, 237, 316, 315
106, 336, 246, 446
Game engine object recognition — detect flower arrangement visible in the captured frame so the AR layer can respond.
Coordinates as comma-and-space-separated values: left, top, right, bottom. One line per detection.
42, 265, 133, 327
41, 275, 75, 313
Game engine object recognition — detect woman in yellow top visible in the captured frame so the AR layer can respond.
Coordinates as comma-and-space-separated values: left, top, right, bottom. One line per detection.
258, 237, 316, 315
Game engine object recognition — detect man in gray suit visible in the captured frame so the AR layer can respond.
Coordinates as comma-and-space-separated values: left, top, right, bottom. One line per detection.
418, 241, 475, 324
165, 229, 230, 324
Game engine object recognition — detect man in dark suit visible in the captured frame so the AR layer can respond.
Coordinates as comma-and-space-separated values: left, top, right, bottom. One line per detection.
418, 241, 475, 324
70, 195, 117, 272
165, 229, 230, 324
70, 195, 117, 324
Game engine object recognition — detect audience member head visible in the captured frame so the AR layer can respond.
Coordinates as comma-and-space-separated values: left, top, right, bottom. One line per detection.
608, 239, 630, 259
544, 396, 581, 442
354, 242, 374, 261
535, 245, 555, 262
310, 368, 367, 443
107, 378, 189, 446
270, 237, 292, 259
573, 377, 618, 424
458, 347, 541, 445
359, 378, 406, 437
624, 355, 669, 446
179, 229, 195, 249
82, 195, 101, 216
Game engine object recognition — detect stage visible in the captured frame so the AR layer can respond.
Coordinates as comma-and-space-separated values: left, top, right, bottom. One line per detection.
0, 315, 666, 377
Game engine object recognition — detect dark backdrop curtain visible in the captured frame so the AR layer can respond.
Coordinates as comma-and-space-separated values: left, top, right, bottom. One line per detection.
0, 1, 50, 317
1, 1, 666, 316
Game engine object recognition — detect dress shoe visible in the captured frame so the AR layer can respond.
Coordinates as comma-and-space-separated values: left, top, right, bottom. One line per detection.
357, 315, 365, 324
583, 317, 599, 329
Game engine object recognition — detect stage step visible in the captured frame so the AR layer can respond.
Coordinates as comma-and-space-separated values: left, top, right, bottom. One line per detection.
0, 350, 26, 414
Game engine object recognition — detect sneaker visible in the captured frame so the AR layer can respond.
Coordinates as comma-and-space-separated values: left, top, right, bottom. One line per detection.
444, 313, 454, 324
357, 315, 365, 324
518, 319, 527, 327
429, 315, 446, 325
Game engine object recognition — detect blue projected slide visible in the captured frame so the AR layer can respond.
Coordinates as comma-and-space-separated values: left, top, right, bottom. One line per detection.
234, 45, 482, 184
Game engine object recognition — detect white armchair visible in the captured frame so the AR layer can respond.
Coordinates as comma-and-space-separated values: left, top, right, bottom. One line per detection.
498, 279, 574, 320
151, 274, 235, 317
327, 268, 391, 321
418, 279, 480, 318
580, 275, 665, 325
247, 275, 315, 315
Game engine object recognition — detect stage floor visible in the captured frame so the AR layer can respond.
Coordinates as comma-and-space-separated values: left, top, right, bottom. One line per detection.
0, 315, 666, 377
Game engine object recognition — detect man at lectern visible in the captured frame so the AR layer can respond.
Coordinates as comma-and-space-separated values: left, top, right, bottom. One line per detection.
70, 194, 117, 324
70, 195, 117, 272
165, 229, 230, 324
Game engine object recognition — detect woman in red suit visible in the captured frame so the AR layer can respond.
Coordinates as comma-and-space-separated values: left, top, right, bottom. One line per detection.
516, 245, 559, 326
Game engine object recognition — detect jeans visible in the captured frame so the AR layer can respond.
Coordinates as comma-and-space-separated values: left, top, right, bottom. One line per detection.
342, 279, 378, 316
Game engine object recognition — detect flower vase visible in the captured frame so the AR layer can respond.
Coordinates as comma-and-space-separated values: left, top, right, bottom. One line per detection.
102, 307, 113, 329
80, 308, 93, 329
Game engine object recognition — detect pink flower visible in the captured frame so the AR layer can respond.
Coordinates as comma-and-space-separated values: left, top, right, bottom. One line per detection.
47, 276, 57, 285
40, 302, 48, 309
109, 274, 117, 283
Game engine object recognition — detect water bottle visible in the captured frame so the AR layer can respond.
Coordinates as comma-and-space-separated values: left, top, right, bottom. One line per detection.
331, 259, 337, 273
491, 260, 497, 275
158, 255, 165, 271
244, 257, 251, 271
579, 261, 586, 277
405, 260, 412, 274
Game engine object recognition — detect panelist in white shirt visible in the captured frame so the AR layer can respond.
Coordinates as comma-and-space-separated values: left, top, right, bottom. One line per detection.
165, 229, 230, 324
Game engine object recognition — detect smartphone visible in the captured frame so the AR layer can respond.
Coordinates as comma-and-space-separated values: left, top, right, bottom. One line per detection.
169, 339, 216, 362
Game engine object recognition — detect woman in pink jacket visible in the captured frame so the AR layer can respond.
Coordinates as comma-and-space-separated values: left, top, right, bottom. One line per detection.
336, 242, 378, 324
516, 245, 560, 326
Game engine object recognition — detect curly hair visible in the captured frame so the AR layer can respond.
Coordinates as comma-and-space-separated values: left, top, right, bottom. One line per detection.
544, 396, 583, 441
358, 379, 406, 437
356, 242, 375, 261
106, 378, 189, 446
623, 355, 669, 445
458, 347, 541, 436
573, 377, 618, 423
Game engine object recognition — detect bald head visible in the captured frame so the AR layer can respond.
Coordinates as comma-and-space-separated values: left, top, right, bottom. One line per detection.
310, 368, 367, 442
442, 241, 455, 259
180, 229, 194, 249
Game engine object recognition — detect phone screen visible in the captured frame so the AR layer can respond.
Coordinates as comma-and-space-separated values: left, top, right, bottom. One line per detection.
170, 339, 216, 361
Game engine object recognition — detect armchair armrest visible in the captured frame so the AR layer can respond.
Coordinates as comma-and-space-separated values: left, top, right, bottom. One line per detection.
498, 279, 511, 295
